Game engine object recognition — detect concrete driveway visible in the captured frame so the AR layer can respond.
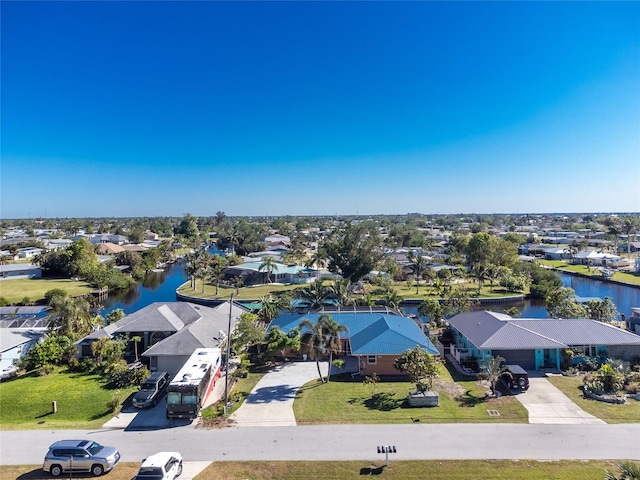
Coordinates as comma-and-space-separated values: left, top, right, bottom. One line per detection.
229, 360, 325, 427
516, 374, 605, 424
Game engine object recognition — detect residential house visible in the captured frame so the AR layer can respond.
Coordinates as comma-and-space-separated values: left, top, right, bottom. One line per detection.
76, 301, 246, 376
95, 243, 126, 255
573, 250, 621, 267
0, 264, 42, 280
267, 309, 439, 377
447, 311, 640, 370
17, 247, 44, 259
0, 328, 47, 374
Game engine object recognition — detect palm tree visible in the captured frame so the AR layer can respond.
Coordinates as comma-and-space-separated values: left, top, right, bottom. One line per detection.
48, 296, 94, 339
383, 290, 403, 311
479, 355, 510, 397
257, 294, 287, 326
299, 314, 346, 383
130, 335, 142, 361
305, 250, 327, 279
207, 254, 228, 295
320, 314, 348, 382
329, 278, 352, 306
296, 280, 329, 310
407, 250, 428, 295
225, 229, 243, 256
622, 216, 639, 258
471, 264, 489, 295
604, 460, 640, 480
258, 256, 279, 284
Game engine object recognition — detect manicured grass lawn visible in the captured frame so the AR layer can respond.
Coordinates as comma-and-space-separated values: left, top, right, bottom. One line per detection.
0, 278, 94, 304
539, 260, 640, 286
177, 280, 305, 301
0, 368, 136, 430
546, 375, 640, 424
293, 363, 528, 424
1, 460, 623, 480
393, 282, 524, 300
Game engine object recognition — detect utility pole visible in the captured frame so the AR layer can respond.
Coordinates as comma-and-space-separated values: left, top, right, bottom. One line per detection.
223, 293, 234, 415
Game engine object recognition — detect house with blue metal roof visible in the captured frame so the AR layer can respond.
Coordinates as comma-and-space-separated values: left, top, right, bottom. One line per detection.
448, 311, 640, 371
268, 310, 439, 377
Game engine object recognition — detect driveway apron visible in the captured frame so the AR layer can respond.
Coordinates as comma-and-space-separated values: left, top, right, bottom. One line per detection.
516, 374, 605, 424
230, 361, 325, 427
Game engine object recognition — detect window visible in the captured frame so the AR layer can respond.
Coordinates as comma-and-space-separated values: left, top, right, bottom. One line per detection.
182, 393, 197, 405
367, 355, 377, 365
167, 392, 181, 405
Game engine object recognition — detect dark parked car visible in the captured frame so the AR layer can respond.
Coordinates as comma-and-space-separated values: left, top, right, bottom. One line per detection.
42, 440, 120, 477
500, 365, 530, 391
132, 371, 169, 408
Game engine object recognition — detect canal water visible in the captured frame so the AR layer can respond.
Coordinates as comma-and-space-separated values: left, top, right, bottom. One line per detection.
101, 261, 639, 320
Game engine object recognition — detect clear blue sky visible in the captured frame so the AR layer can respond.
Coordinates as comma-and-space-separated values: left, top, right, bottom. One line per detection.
2, 1, 639, 218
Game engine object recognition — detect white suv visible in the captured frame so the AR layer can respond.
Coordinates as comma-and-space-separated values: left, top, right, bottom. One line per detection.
135, 452, 183, 480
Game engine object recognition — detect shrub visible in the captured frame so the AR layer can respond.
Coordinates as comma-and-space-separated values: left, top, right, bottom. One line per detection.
107, 391, 123, 415
108, 365, 150, 388
0, 297, 9, 306
625, 382, 640, 395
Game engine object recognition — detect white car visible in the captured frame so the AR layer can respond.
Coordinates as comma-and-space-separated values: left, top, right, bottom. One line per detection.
135, 452, 183, 480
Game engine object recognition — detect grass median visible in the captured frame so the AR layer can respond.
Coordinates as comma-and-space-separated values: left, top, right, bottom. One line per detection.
1, 460, 623, 480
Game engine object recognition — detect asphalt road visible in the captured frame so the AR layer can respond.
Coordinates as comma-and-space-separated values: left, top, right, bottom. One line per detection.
2, 423, 639, 465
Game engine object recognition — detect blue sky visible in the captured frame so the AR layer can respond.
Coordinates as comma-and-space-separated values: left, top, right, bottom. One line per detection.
2, 1, 639, 218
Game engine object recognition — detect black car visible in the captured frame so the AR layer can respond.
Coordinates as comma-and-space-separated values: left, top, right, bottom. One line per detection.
132, 371, 169, 408
500, 365, 530, 391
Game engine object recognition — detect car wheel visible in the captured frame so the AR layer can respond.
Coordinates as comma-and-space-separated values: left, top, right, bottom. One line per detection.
176, 462, 183, 477
91, 464, 104, 476
49, 464, 63, 477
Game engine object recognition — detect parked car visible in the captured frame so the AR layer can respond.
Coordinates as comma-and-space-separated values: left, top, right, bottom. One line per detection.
500, 364, 530, 391
135, 451, 183, 479
132, 371, 169, 408
42, 440, 120, 477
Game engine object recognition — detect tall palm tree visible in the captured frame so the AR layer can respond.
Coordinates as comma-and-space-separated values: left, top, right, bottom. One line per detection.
321, 314, 349, 382
258, 256, 279, 284
305, 250, 327, 279
622, 216, 639, 258
257, 294, 287, 326
296, 280, 329, 310
48, 296, 94, 339
471, 263, 489, 295
329, 278, 352, 306
299, 317, 327, 382
407, 250, 428, 295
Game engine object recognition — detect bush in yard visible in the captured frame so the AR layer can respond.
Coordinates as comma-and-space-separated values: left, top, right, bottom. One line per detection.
16, 334, 75, 372
108, 364, 150, 388
107, 391, 123, 415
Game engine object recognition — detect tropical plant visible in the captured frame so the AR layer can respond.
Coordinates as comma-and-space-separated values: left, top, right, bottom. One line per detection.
545, 287, 587, 319
321, 314, 349, 382
479, 355, 510, 397
299, 316, 330, 383
407, 250, 428, 294
207, 254, 228, 295
265, 326, 301, 360
257, 294, 288, 326
258, 256, 279, 284
604, 460, 640, 480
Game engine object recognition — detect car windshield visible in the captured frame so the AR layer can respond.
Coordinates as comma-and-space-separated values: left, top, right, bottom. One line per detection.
140, 383, 155, 391
86, 442, 103, 455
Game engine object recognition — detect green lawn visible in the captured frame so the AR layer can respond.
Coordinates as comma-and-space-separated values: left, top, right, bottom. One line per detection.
202, 370, 265, 422
0, 461, 625, 480
393, 281, 524, 300
546, 375, 640, 424
293, 363, 528, 424
0, 278, 95, 304
177, 280, 304, 301
0, 368, 136, 430
538, 260, 640, 286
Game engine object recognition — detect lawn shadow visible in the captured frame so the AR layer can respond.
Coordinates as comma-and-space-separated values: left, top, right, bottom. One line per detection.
363, 392, 404, 412
16, 468, 104, 479
456, 389, 489, 407
359, 465, 386, 475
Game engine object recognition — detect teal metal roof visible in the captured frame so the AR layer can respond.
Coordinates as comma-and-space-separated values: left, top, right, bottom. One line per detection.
268, 312, 438, 356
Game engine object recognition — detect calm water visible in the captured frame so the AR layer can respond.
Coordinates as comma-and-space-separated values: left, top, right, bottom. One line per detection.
100, 260, 639, 320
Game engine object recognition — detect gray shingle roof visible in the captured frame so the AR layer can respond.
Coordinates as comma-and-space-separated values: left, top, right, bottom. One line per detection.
449, 311, 640, 350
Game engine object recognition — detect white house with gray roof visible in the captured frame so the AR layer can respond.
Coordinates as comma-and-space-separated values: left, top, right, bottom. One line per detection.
448, 311, 640, 370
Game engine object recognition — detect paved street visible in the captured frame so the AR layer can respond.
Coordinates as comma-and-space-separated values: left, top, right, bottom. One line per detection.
1, 424, 639, 466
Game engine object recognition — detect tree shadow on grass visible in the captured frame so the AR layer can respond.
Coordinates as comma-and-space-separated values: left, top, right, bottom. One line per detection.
456, 389, 489, 408
359, 465, 386, 475
363, 392, 404, 412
